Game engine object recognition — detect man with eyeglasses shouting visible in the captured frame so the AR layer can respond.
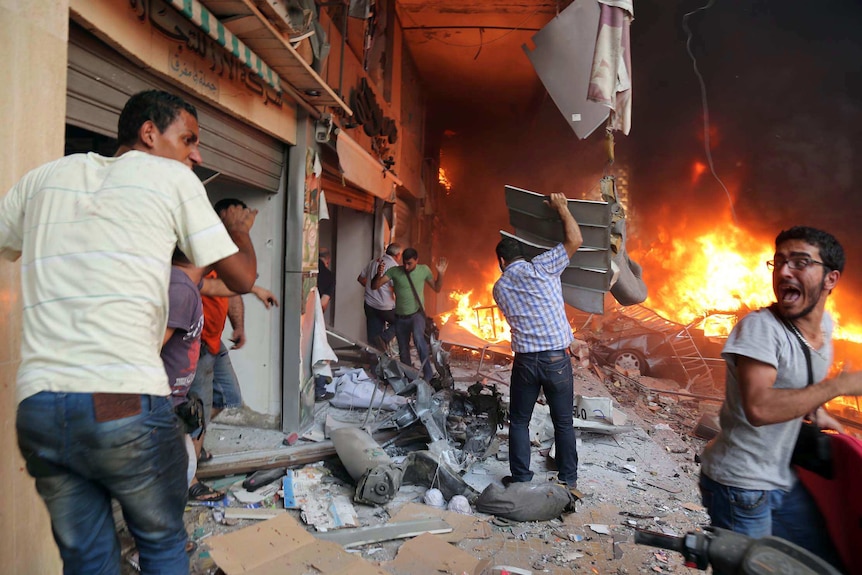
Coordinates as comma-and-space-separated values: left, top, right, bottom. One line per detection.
699, 226, 862, 569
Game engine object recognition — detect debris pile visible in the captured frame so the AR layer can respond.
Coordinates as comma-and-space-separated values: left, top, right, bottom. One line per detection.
118, 335, 713, 575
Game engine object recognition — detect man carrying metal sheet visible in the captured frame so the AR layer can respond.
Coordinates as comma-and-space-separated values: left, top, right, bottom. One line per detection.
493, 192, 582, 490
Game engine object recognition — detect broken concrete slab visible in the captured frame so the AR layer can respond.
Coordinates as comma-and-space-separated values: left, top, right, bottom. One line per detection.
315, 518, 452, 548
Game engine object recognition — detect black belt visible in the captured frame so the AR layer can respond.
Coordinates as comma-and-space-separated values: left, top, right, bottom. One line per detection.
396, 311, 420, 319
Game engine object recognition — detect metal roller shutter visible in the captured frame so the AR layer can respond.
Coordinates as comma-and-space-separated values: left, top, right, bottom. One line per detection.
393, 191, 415, 248
66, 24, 284, 193
320, 174, 375, 214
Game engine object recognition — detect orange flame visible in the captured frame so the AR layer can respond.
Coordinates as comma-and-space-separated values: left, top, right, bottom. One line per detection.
691, 161, 707, 184
438, 167, 452, 194
637, 226, 774, 325
441, 289, 511, 343
634, 224, 862, 343
445, 222, 862, 353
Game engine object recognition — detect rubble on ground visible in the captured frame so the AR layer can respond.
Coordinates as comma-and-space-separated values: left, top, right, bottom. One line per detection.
118, 339, 715, 575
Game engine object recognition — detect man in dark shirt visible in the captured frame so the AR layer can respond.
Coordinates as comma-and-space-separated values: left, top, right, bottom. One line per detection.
315, 247, 336, 401
318, 247, 335, 312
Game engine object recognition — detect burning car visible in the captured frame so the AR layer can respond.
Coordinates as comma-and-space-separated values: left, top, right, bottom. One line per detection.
590, 326, 673, 377
583, 305, 735, 390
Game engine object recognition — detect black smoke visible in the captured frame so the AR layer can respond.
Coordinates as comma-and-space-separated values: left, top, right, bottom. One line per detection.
432, 0, 862, 319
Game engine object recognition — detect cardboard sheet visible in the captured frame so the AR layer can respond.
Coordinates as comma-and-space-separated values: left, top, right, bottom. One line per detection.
207, 513, 388, 575
385, 532, 491, 575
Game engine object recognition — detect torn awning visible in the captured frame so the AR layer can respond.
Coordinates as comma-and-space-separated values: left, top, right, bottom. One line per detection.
194, 0, 351, 113
524, 0, 633, 139
335, 132, 401, 203
588, 0, 633, 135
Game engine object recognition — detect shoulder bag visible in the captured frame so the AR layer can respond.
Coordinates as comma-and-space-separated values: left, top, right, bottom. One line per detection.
405, 268, 439, 340
769, 305, 833, 478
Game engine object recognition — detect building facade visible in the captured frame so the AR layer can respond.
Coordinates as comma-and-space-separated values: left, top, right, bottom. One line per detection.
0, 1, 434, 570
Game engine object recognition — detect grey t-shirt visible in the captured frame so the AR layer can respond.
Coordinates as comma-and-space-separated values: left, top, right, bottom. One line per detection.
700, 307, 833, 491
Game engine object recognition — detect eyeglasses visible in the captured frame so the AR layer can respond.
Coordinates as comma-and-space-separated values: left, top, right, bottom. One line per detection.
766, 257, 827, 271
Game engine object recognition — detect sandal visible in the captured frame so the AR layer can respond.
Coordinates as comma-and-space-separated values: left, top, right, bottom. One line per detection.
126, 550, 141, 573
189, 481, 224, 502
198, 446, 213, 462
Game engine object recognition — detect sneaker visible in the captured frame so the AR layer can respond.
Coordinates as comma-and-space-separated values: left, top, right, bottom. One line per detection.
315, 391, 335, 402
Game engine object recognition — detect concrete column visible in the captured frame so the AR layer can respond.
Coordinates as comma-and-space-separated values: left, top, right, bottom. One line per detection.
281, 111, 311, 433
0, 2, 69, 573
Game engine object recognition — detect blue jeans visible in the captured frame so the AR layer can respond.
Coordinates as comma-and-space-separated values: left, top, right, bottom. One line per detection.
364, 302, 396, 346
190, 342, 243, 425
395, 312, 434, 381
508, 350, 578, 486
699, 473, 841, 566
17, 392, 189, 575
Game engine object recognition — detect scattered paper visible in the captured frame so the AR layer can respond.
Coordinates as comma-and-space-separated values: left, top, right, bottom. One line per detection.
282, 465, 358, 531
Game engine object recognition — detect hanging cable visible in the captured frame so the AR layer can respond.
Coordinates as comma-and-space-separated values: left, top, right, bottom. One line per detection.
682, 0, 739, 224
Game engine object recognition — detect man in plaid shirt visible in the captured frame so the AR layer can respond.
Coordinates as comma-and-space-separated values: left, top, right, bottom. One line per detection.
493, 192, 583, 489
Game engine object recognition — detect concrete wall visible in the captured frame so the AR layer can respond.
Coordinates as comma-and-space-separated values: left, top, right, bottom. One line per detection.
0, 2, 67, 573
319, 7, 426, 198
205, 185, 287, 421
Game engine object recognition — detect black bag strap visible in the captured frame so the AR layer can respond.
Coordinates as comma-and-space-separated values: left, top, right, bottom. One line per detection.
768, 304, 813, 387
404, 268, 425, 315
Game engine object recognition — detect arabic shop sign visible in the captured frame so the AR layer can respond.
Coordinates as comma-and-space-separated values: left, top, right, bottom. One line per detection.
129, 0, 282, 107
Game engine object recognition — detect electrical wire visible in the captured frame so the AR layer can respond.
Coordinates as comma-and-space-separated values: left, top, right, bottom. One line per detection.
682, 0, 739, 224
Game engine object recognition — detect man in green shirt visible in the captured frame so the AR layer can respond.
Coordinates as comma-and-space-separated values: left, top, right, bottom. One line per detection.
372, 247, 447, 381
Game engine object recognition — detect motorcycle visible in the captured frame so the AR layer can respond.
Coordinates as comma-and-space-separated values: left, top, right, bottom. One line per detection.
634, 526, 842, 575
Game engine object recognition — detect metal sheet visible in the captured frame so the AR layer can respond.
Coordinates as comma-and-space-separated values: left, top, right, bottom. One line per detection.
560, 266, 612, 292
562, 285, 605, 314
513, 220, 610, 250
523, 0, 609, 139
505, 185, 611, 249
501, 183, 615, 313
500, 231, 611, 270
505, 186, 612, 226
67, 28, 285, 192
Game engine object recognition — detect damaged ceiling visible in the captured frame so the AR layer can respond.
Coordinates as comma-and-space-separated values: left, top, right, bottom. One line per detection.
395, 0, 569, 110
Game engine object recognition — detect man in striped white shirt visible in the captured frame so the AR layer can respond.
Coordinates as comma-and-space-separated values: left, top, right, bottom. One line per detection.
0, 90, 257, 574
493, 192, 582, 491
